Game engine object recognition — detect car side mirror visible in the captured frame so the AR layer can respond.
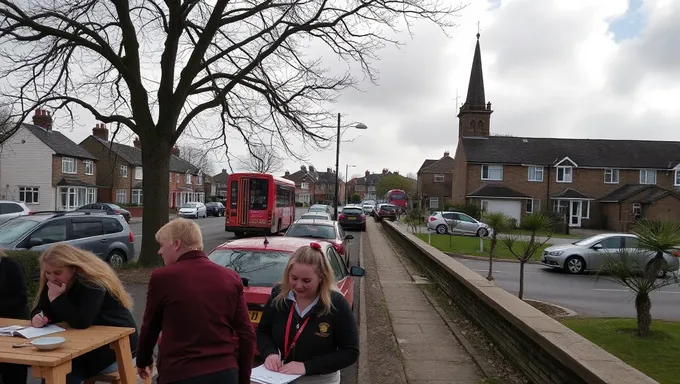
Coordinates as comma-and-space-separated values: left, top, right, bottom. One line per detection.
345, 234, 354, 240
349, 266, 365, 277
28, 238, 43, 248
592, 243, 603, 250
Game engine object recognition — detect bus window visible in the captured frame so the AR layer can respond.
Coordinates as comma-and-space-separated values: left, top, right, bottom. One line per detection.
276, 186, 291, 207
249, 179, 269, 210
230, 181, 238, 209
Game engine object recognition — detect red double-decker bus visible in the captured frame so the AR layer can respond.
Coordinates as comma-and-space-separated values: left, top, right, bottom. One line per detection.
385, 189, 408, 212
225, 173, 296, 236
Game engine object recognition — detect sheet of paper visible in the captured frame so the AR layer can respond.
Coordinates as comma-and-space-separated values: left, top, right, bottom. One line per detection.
16, 324, 65, 339
0, 325, 25, 336
250, 364, 301, 384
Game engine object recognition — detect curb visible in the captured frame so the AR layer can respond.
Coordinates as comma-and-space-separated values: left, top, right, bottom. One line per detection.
444, 252, 542, 265
357, 232, 371, 384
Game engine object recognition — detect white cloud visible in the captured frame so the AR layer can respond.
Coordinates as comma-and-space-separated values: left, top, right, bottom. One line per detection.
51, 0, 680, 177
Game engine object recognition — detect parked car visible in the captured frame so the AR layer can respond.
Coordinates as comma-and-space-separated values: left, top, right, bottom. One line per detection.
338, 206, 366, 231
0, 211, 134, 267
0, 200, 31, 225
284, 219, 354, 266
205, 202, 226, 217
541, 233, 680, 277
299, 212, 332, 221
178, 202, 207, 219
427, 211, 490, 237
308, 204, 332, 215
374, 203, 397, 222
362, 200, 376, 216
77, 203, 132, 223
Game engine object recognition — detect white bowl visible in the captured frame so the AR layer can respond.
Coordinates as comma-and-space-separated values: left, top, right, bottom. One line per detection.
31, 336, 66, 351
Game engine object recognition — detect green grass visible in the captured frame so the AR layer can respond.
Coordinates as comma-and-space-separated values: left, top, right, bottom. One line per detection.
561, 318, 680, 384
415, 234, 548, 261
507, 229, 580, 239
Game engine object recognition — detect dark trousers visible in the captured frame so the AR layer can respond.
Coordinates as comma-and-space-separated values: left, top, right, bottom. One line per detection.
167, 368, 238, 384
0, 363, 28, 384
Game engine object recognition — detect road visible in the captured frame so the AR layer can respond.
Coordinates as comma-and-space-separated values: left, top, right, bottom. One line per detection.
455, 257, 680, 321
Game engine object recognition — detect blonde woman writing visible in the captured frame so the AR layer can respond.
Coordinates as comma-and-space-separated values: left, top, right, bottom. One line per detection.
257, 242, 359, 384
30, 244, 138, 384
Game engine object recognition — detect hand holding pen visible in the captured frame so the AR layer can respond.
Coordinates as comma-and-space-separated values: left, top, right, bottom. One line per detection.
30, 311, 49, 328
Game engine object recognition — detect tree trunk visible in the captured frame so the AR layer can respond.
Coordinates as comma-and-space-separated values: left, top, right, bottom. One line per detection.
518, 261, 525, 299
635, 292, 652, 337
137, 139, 172, 266
487, 235, 496, 281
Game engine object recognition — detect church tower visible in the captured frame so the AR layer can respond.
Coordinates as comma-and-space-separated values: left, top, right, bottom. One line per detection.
458, 33, 493, 137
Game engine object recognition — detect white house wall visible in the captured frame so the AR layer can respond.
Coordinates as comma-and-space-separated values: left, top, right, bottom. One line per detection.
0, 127, 56, 210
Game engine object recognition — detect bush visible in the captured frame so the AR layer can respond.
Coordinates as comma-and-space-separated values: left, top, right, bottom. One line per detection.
6, 250, 41, 299
450, 203, 482, 219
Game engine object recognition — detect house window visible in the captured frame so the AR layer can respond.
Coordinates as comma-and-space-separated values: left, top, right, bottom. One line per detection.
186, 173, 192, 184
197, 175, 203, 185
120, 165, 128, 178
62, 157, 76, 174
675, 170, 680, 186
481, 165, 503, 181
58, 187, 96, 210
131, 190, 143, 205
639, 169, 656, 185
429, 197, 439, 209
116, 189, 127, 204
135, 167, 143, 180
84, 161, 94, 175
604, 168, 619, 184
527, 166, 543, 182
86, 189, 96, 204
176, 174, 180, 183
19, 187, 39, 204
632, 203, 642, 216
301, 182, 309, 189
434, 174, 445, 183
556, 166, 572, 183
526, 199, 540, 213
581, 201, 590, 219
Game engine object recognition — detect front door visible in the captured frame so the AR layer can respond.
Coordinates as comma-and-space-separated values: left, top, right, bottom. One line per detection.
570, 200, 582, 227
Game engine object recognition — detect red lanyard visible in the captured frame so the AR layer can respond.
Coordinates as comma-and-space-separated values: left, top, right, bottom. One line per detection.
283, 304, 310, 360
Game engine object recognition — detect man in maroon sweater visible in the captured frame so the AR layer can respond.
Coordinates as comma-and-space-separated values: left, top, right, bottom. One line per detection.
136, 218, 256, 384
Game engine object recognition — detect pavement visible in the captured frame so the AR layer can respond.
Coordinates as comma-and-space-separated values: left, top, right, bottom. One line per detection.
363, 219, 483, 383
455, 257, 680, 321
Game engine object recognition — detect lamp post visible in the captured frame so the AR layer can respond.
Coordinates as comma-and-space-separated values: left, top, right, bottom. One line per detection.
345, 164, 356, 205
334, 113, 367, 220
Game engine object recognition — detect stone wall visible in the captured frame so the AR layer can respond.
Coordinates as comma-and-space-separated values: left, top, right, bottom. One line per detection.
381, 220, 657, 384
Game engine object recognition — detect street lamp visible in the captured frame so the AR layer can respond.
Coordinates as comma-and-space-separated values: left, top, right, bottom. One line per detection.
345, 164, 356, 205
334, 113, 367, 220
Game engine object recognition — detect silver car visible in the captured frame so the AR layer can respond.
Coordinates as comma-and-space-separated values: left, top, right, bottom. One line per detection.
427, 211, 490, 237
178, 202, 207, 219
0, 200, 31, 225
0, 211, 134, 267
541, 233, 680, 277
299, 212, 332, 221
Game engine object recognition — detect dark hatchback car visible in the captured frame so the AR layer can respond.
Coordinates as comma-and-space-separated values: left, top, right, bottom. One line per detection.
77, 203, 131, 223
338, 206, 366, 231
375, 204, 397, 222
205, 202, 226, 217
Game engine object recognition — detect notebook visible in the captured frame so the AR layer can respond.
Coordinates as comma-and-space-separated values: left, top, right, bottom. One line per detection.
0, 324, 65, 339
250, 365, 301, 384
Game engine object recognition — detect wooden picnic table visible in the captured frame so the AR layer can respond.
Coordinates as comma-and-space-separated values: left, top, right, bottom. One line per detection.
0, 318, 136, 384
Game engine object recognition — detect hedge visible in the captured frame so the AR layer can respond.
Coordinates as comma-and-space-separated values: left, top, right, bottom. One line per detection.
5, 250, 41, 299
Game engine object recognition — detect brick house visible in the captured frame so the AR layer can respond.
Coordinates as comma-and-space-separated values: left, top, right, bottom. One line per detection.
211, 169, 229, 198
282, 165, 345, 206
417, 151, 455, 209
0, 109, 98, 211
346, 169, 399, 201
79, 125, 205, 208
451, 34, 680, 230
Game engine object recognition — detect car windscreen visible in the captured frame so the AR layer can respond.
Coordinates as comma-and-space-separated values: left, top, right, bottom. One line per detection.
208, 249, 291, 287
182, 203, 198, 208
0, 218, 40, 244
106, 204, 123, 210
380, 205, 396, 211
390, 192, 407, 200
286, 224, 336, 240
300, 214, 329, 220
342, 208, 363, 215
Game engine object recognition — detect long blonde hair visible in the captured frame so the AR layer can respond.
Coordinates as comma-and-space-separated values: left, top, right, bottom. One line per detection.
274, 244, 337, 316
34, 244, 133, 310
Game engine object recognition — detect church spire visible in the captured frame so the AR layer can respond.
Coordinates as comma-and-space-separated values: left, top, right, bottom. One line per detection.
457, 31, 493, 138
463, 32, 486, 110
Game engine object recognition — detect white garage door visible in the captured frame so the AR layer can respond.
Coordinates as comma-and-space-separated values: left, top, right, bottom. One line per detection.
484, 200, 522, 223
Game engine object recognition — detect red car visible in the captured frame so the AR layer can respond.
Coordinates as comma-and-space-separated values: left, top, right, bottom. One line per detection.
284, 219, 354, 266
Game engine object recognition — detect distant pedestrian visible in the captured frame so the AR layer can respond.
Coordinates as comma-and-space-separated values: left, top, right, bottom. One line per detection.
0, 249, 29, 384
136, 218, 256, 384
257, 242, 359, 384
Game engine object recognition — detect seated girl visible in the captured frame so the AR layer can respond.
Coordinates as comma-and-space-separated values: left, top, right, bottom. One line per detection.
31, 243, 139, 384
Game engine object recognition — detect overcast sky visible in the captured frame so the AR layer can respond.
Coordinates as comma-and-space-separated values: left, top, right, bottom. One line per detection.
55, 0, 677, 179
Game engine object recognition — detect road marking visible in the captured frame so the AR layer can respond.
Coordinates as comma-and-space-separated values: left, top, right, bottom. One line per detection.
594, 288, 680, 295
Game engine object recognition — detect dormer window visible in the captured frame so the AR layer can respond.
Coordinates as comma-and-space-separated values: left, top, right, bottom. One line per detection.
556, 166, 572, 183
185, 172, 192, 184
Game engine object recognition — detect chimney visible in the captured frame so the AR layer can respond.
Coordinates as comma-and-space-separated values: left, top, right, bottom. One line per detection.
309, 165, 315, 173
222, 169, 227, 174
444, 150, 450, 157
382, 168, 389, 175
327, 167, 332, 173
394, 171, 399, 175
133, 137, 141, 148
285, 170, 290, 177
92, 123, 109, 141
365, 170, 370, 177
301, 165, 307, 172
32, 108, 53, 131
171, 146, 180, 157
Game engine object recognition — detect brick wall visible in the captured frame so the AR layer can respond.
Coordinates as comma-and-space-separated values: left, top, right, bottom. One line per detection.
644, 195, 680, 222
451, 139, 468, 204
80, 137, 132, 202
51, 155, 97, 187
419, 171, 453, 207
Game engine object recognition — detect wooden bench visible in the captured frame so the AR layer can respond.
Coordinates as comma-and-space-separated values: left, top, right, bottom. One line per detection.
84, 364, 156, 384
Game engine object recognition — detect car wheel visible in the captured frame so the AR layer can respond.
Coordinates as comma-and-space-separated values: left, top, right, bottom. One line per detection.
564, 256, 585, 274
477, 228, 489, 237
436, 224, 447, 235
362, 225, 366, 232
107, 251, 126, 268
646, 260, 668, 279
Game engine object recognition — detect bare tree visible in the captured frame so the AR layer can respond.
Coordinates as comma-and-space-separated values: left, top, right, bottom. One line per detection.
0, 1, 463, 265
0, 106, 14, 145
178, 144, 215, 175
237, 144, 282, 174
